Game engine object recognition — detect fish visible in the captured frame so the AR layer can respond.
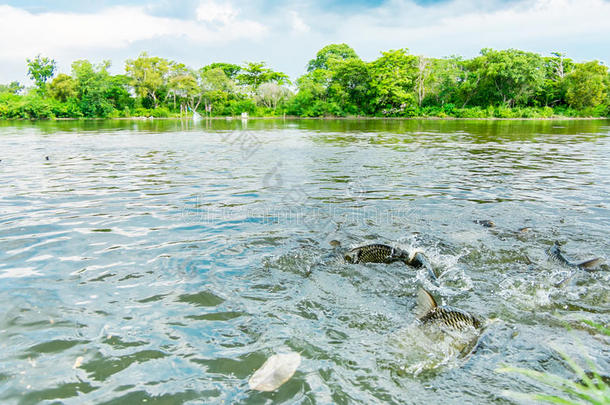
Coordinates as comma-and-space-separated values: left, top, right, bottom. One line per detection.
415, 288, 482, 330
547, 241, 603, 270
407, 251, 438, 281
344, 244, 438, 280
474, 219, 495, 228
344, 243, 410, 265
547, 241, 604, 287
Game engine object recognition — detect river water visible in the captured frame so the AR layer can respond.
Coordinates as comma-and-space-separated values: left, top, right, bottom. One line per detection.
0, 119, 608, 404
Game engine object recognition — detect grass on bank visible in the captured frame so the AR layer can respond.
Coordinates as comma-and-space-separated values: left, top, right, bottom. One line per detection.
497, 320, 610, 405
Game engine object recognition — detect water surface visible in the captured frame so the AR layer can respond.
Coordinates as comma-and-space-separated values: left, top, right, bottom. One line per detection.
0, 119, 608, 404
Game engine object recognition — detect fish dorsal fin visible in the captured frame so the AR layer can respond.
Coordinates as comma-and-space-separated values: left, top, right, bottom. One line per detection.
577, 257, 603, 269
415, 288, 437, 318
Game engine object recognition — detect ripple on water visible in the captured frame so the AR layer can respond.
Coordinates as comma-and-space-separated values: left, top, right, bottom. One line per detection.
0, 120, 609, 404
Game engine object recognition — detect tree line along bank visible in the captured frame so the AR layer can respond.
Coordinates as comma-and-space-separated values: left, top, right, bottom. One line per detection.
0, 44, 608, 120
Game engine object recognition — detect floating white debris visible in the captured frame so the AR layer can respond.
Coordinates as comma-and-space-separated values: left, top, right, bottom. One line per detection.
248, 352, 301, 392
73, 356, 83, 369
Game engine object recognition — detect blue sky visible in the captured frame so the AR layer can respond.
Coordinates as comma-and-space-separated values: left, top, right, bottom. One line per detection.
1, 0, 609, 85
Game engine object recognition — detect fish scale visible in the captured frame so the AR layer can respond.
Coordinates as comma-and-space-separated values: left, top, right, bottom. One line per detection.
344, 243, 439, 281
416, 289, 482, 330
420, 306, 481, 329
346, 244, 408, 264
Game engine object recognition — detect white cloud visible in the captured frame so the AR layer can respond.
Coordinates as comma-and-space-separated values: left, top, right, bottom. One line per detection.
196, 1, 239, 24
331, 0, 610, 60
0, 0, 608, 85
0, 4, 267, 62
289, 10, 310, 34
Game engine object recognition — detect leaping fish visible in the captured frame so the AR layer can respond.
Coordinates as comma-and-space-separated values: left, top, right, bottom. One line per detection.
547, 241, 603, 270
344, 244, 438, 280
408, 251, 439, 281
344, 243, 409, 264
415, 288, 482, 330
547, 241, 604, 287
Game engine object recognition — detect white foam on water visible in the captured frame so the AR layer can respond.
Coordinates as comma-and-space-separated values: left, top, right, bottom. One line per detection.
384, 323, 480, 376
396, 237, 474, 294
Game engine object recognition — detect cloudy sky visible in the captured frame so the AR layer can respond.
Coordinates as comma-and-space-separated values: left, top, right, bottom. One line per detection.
1, 0, 609, 84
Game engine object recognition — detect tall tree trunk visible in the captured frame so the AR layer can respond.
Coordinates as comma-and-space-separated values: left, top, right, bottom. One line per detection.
461, 75, 481, 108
417, 57, 429, 107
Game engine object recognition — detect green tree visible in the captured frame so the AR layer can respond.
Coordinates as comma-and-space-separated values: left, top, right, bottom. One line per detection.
424, 56, 463, 106
307, 43, 359, 72
171, 73, 201, 114
564, 61, 608, 109
287, 69, 335, 116
468, 48, 545, 107
415, 56, 431, 107
5, 45, 610, 121
297, 69, 332, 99
48, 74, 77, 102
125, 52, 170, 108
27, 55, 57, 95
236, 62, 290, 91
0, 81, 23, 95
71, 60, 114, 117
200, 67, 235, 114
200, 67, 234, 93
104, 75, 133, 112
166, 62, 194, 110
201, 63, 241, 79
290, 44, 365, 116
329, 58, 371, 114
368, 49, 418, 114
166, 64, 236, 116
548, 51, 571, 80
256, 82, 291, 110
535, 52, 575, 107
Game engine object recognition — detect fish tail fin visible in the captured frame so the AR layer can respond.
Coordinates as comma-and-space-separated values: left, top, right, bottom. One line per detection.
576, 257, 604, 270
415, 288, 437, 318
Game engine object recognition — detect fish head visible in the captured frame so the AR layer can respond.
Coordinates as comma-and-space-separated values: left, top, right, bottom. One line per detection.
344, 251, 356, 263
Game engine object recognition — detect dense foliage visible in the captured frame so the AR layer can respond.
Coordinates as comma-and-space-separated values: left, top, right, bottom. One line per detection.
1, 45, 609, 119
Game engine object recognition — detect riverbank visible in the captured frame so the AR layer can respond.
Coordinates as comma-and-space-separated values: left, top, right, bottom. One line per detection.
1, 93, 608, 121
2, 115, 607, 122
